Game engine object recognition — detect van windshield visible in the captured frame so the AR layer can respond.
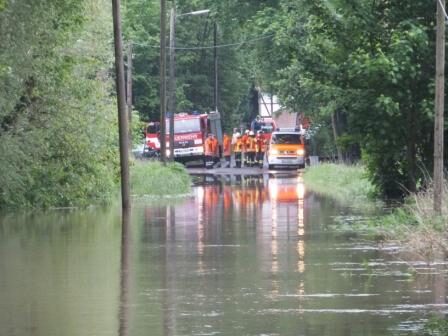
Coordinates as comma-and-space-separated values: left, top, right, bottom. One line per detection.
270, 133, 302, 145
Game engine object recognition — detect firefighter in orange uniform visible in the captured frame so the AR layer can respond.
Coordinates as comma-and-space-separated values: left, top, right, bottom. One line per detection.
204, 133, 218, 169
246, 131, 257, 167
256, 130, 267, 168
233, 133, 243, 168
241, 129, 250, 167
211, 134, 219, 164
223, 132, 232, 168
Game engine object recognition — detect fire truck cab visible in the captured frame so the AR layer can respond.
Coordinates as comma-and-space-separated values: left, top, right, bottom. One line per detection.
168, 112, 222, 165
144, 112, 222, 165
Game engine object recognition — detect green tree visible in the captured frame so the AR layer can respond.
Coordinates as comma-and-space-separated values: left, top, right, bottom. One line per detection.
248, 0, 437, 197
123, 0, 279, 129
0, 0, 119, 208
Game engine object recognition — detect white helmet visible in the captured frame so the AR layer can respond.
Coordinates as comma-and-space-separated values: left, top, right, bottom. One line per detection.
249, 131, 254, 136
245, 129, 250, 134
236, 132, 241, 137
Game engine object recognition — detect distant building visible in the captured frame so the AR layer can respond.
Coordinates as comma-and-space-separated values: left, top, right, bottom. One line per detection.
256, 90, 310, 130
258, 91, 282, 117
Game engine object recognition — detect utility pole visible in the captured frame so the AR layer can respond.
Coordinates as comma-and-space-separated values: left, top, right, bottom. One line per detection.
434, 0, 445, 214
112, 0, 130, 210
168, 7, 176, 161
214, 22, 218, 113
126, 42, 133, 147
160, 0, 167, 164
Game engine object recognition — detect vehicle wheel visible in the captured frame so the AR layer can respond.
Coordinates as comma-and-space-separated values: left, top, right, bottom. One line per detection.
268, 164, 274, 170
298, 164, 305, 169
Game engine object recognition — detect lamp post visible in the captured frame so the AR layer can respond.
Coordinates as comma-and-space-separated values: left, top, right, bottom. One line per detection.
168, 8, 210, 161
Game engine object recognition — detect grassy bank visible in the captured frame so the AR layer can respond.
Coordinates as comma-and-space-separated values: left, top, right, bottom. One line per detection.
304, 163, 448, 257
303, 163, 377, 211
131, 161, 191, 198
377, 180, 448, 257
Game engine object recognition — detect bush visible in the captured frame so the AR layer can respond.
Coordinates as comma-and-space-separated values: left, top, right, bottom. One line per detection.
376, 179, 448, 257
130, 161, 191, 197
303, 163, 378, 211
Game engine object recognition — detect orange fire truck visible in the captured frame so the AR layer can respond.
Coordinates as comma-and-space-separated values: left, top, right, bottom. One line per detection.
143, 121, 161, 154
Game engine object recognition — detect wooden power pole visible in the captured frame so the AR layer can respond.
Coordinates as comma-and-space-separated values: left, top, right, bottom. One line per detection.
168, 7, 176, 161
126, 42, 133, 148
434, 0, 445, 214
214, 22, 218, 113
112, 0, 130, 210
160, 0, 167, 164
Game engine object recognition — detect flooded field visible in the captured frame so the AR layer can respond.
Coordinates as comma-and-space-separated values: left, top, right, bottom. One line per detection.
0, 173, 447, 335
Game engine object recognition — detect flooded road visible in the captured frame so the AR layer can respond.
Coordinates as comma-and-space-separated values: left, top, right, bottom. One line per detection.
0, 173, 447, 336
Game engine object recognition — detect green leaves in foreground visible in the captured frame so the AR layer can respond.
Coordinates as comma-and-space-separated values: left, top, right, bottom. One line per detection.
0, 0, 118, 209
131, 161, 192, 197
421, 316, 448, 336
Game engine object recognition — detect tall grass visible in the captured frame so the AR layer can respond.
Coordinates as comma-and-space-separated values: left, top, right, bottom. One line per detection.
377, 179, 448, 257
304, 164, 448, 257
303, 163, 378, 210
130, 161, 191, 197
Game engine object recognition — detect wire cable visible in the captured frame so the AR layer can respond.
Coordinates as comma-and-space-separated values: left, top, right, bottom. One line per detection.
437, 0, 448, 22
131, 33, 275, 50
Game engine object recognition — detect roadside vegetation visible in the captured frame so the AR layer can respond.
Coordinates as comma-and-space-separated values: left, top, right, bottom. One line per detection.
421, 316, 448, 336
376, 180, 448, 258
1, 0, 446, 209
0, 0, 119, 209
304, 164, 448, 257
130, 161, 191, 197
303, 163, 378, 211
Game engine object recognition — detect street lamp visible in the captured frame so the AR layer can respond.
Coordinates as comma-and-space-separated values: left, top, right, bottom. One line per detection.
168, 8, 210, 160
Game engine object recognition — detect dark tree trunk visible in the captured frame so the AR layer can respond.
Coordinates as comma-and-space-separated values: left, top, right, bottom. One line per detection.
406, 108, 417, 193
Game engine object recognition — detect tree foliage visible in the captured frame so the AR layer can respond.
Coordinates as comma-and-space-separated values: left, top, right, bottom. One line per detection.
123, 0, 278, 129
1, 0, 445, 206
0, 0, 118, 208
246, 0, 439, 197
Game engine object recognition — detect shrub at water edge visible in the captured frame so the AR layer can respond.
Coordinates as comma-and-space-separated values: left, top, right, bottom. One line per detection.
131, 161, 191, 197
303, 163, 377, 210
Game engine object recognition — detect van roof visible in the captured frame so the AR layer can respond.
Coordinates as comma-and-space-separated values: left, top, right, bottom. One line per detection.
273, 127, 305, 134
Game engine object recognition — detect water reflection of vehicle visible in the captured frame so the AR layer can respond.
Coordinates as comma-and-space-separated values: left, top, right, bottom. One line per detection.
268, 176, 305, 202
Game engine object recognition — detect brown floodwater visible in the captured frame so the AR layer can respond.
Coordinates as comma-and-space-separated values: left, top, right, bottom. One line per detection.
0, 173, 447, 336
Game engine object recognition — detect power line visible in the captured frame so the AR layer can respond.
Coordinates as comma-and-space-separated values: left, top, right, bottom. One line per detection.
437, 0, 448, 22
132, 33, 275, 50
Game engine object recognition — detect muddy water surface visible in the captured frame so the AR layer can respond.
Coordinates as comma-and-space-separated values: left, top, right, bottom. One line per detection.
0, 173, 447, 336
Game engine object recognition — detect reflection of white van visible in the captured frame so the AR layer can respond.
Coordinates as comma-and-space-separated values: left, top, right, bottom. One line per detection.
267, 130, 305, 169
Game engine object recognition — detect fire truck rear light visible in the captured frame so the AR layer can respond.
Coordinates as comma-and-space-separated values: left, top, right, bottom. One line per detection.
194, 139, 203, 145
